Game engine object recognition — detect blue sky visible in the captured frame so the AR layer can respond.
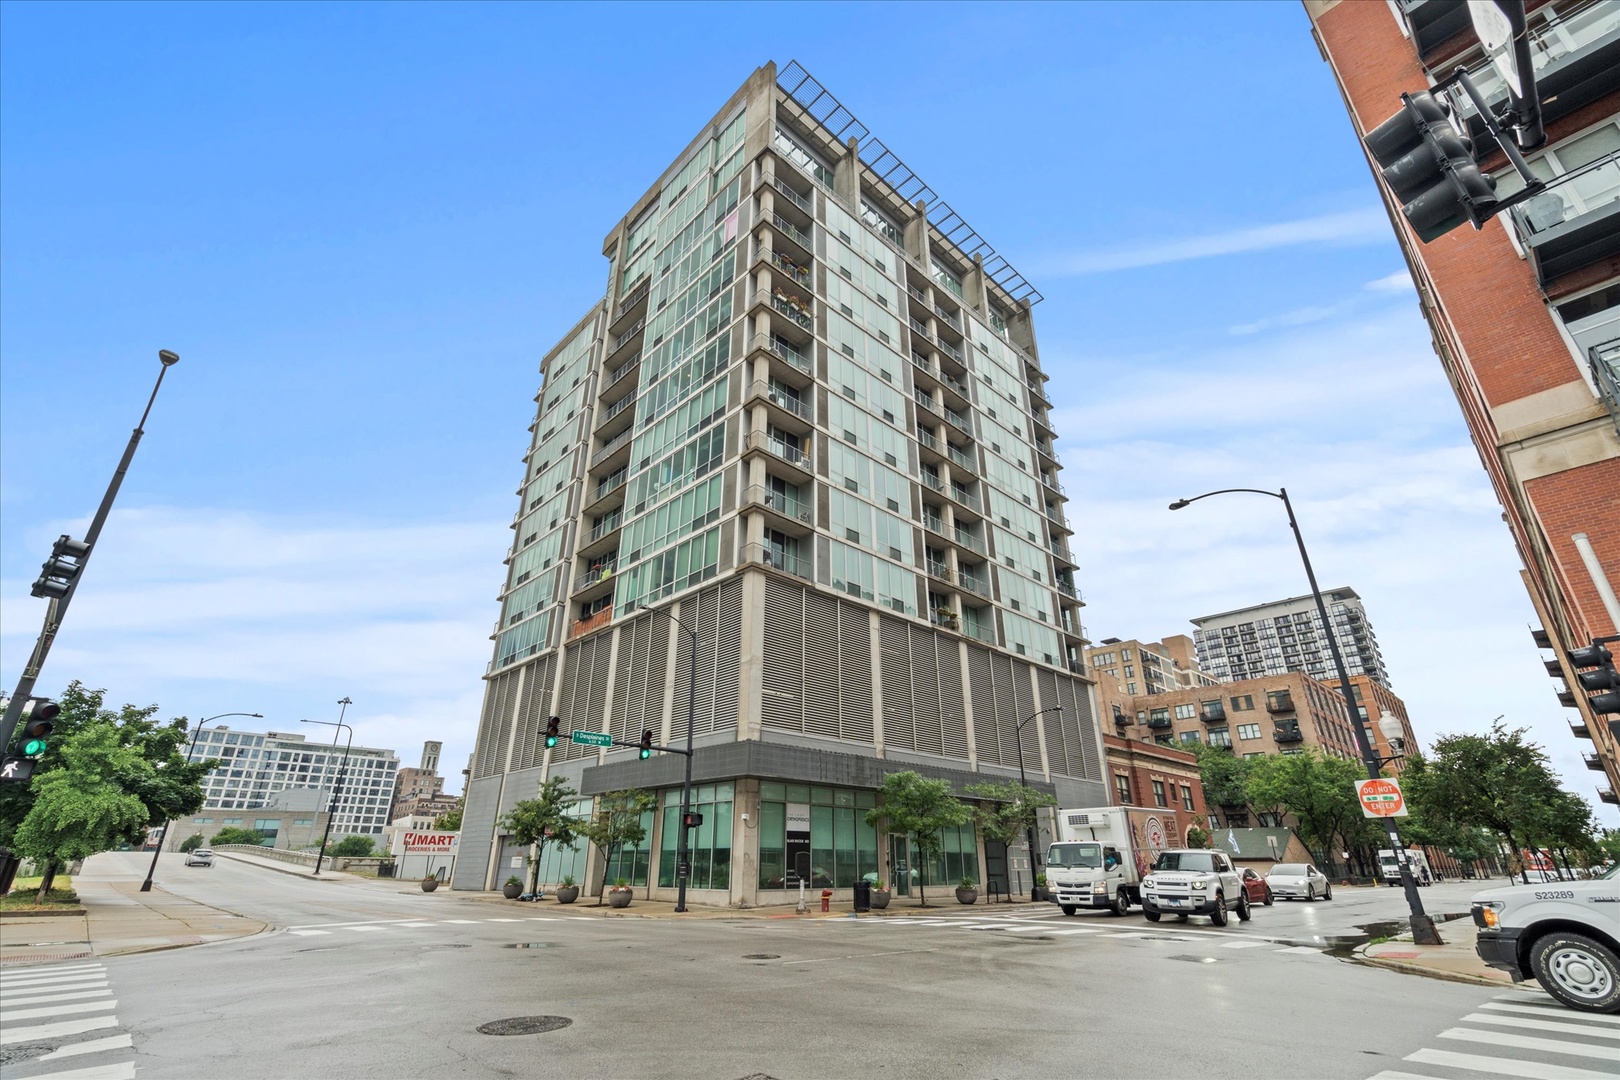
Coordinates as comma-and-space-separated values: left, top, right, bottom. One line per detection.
3, 2, 1609, 823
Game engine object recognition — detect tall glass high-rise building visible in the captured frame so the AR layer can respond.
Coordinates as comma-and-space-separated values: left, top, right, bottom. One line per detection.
455, 63, 1103, 902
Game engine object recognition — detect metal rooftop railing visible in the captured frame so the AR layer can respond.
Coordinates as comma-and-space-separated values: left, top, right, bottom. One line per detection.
777, 60, 1044, 306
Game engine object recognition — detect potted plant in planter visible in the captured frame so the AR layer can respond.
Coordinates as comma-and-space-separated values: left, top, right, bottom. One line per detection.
502, 876, 523, 900
955, 876, 979, 905
869, 874, 891, 910
607, 879, 633, 909
555, 874, 580, 905
498, 777, 581, 905
1034, 872, 1050, 902
421, 874, 439, 893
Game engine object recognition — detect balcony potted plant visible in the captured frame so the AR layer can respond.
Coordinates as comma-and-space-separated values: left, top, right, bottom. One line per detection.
607, 879, 634, 909
934, 607, 959, 630
502, 875, 522, 900
955, 876, 979, 905
556, 874, 580, 905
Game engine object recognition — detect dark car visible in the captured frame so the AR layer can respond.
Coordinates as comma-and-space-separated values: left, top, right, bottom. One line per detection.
1239, 867, 1273, 906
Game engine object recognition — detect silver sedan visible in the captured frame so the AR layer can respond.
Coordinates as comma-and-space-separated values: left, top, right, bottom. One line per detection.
1265, 862, 1332, 901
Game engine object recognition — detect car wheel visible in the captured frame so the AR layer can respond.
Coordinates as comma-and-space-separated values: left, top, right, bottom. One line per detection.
1237, 894, 1252, 922
1324, 885, 1332, 901
1060, 905, 1077, 916
1209, 894, 1229, 927
1110, 890, 1128, 917
1305, 885, 1316, 902
1529, 931, 1620, 1014
1144, 909, 1162, 923
1263, 887, 1273, 907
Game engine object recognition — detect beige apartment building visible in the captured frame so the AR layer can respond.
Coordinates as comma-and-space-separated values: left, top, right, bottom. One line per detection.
1085, 636, 1219, 731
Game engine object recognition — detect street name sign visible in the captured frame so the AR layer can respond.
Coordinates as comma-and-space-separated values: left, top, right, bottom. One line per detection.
1356, 778, 1408, 818
571, 730, 612, 748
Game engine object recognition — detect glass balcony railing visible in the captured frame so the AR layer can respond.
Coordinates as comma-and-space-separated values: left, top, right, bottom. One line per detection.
589, 427, 634, 467
921, 472, 945, 493
944, 408, 972, 435
573, 562, 617, 593
744, 542, 811, 579
747, 431, 813, 472
773, 177, 812, 215
589, 514, 623, 542
752, 381, 813, 422
600, 394, 635, 425
951, 488, 980, 514
956, 573, 990, 599
1451, 1, 1620, 123
772, 215, 813, 252
1591, 338, 1620, 435
742, 485, 813, 525
916, 427, 940, 452
592, 471, 627, 502
1505, 154, 1620, 284
963, 619, 997, 645
612, 318, 645, 352
947, 446, 976, 472
761, 334, 812, 375
953, 529, 986, 556
925, 559, 951, 580
607, 353, 640, 386
771, 294, 814, 330
770, 251, 812, 288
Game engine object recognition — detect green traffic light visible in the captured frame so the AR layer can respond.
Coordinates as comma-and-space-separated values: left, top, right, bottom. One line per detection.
639, 747, 651, 760
22, 739, 46, 756
545, 736, 558, 748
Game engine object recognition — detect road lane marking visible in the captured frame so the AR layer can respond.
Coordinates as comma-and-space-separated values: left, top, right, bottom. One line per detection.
485, 918, 522, 922
1479, 1002, 1620, 1026
0, 969, 108, 984
1273, 946, 1322, 954
0, 977, 110, 994
36, 1034, 134, 1061
781, 948, 938, 966
1461, 1013, 1620, 1040
288, 930, 330, 936
1437, 1027, 1620, 1060
440, 919, 479, 924
4, 989, 114, 1008
1, 1000, 118, 1022
0, 1016, 118, 1046
347, 926, 387, 933
1219, 941, 1271, 949
1045, 928, 1104, 936
525, 918, 561, 922
1407, 1047, 1617, 1079
22, 1063, 136, 1080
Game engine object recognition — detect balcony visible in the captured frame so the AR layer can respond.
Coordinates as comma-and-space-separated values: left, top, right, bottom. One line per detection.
577, 513, 624, 560
612, 276, 650, 327
1274, 725, 1304, 744
767, 250, 813, 290
609, 317, 645, 358
930, 608, 961, 632
914, 388, 941, 417
1398, 0, 1472, 58
1146, 714, 1173, 730
743, 542, 812, 580
921, 471, 946, 495
1056, 579, 1080, 602
916, 426, 944, 458
598, 392, 636, 435
943, 407, 973, 437
601, 352, 641, 398
748, 380, 814, 433
1571, 717, 1592, 739
1041, 473, 1067, 501
571, 561, 617, 600
948, 444, 978, 476
1584, 752, 1606, 771
770, 288, 815, 331
909, 314, 931, 342
743, 430, 815, 482
951, 528, 986, 557
1592, 338, 1620, 436
933, 305, 963, 333
962, 618, 998, 646
1450, 3, 1620, 139
741, 485, 814, 536
949, 486, 983, 518
752, 332, 813, 385
773, 176, 813, 219
955, 571, 991, 600
589, 426, 636, 471
907, 282, 928, 304
584, 470, 628, 515
1266, 694, 1296, 714
1049, 539, 1076, 567
925, 558, 951, 582
1601, 787, 1619, 806
771, 215, 813, 259
1508, 175, 1620, 287
568, 607, 613, 641
1201, 706, 1227, 724
1113, 707, 1130, 728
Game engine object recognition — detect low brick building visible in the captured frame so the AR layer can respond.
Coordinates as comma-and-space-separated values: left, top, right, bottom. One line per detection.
1102, 733, 1208, 845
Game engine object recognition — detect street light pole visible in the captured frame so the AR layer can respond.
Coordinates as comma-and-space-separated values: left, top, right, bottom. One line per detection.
139, 711, 262, 892
1169, 486, 1442, 944
303, 698, 353, 877
0, 351, 180, 757
1017, 707, 1060, 902
641, 603, 698, 914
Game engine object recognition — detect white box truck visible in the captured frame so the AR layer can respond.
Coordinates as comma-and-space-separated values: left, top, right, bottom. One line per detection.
1047, 806, 1184, 916
1378, 847, 1433, 886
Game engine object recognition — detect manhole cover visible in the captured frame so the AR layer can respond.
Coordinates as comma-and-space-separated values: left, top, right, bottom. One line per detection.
1169, 955, 1220, 964
505, 942, 555, 949
422, 944, 471, 951
741, 953, 780, 960
478, 1016, 573, 1036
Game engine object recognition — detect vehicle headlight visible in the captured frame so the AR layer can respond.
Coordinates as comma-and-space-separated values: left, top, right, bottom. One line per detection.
1191, 881, 1207, 890
1093, 882, 1107, 893
1143, 881, 1155, 891
1473, 901, 1503, 929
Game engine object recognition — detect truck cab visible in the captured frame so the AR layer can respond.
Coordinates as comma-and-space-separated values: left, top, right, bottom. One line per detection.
1047, 840, 1132, 916
1472, 864, 1620, 1014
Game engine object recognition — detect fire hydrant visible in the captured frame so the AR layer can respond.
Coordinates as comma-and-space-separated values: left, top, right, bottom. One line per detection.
820, 889, 832, 913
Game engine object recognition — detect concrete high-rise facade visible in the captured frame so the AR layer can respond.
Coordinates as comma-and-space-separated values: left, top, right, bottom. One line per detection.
193, 725, 400, 837
1304, 1, 1619, 804
457, 62, 1104, 902
1191, 588, 1390, 688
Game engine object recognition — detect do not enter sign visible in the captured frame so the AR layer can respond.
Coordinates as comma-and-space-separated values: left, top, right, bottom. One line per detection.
1356, 778, 1408, 818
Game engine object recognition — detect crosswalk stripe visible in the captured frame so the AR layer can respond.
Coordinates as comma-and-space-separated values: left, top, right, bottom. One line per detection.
1367, 1072, 1451, 1079
1, 1000, 118, 1023
1479, 1002, 1620, 1026
1462, 1012, 1620, 1040
0, 963, 105, 981
525, 917, 560, 922
20, 1062, 136, 1080
37, 1034, 134, 1061
1219, 941, 1271, 949
4, 989, 113, 1008
486, 918, 522, 923
440, 919, 478, 924
347, 926, 387, 933
1438, 1027, 1620, 1061
1045, 928, 1104, 936
1273, 946, 1322, 954
0, 1015, 118, 1046
1407, 1046, 1617, 1080
395, 922, 431, 928
288, 930, 330, 936
0, 974, 109, 989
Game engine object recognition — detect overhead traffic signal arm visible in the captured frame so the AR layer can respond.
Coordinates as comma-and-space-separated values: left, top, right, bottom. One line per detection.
1568, 639, 1620, 715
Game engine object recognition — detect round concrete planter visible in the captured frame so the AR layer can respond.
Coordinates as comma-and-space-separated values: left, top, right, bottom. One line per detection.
869, 889, 891, 910
420, 878, 439, 893
502, 882, 522, 899
955, 887, 978, 905
607, 889, 633, 909
556, 885, 580, 904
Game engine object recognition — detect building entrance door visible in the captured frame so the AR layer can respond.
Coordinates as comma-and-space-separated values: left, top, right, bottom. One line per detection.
889, 835, 912, 897
984, 840, 1009, 899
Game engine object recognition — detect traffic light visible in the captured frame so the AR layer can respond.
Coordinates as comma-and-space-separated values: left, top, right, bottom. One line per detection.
30, 535, 91, 600
544, 716, 560, 748
1568, 643, 1620, 715
639, 730, 653, 760
683, 812, 704, 829
18, 700, 59, 757
1364, 91, 1498, 243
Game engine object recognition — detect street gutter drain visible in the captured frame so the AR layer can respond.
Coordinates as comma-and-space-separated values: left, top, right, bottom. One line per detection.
742, 953, 780, 960
506, 942, 555, 949
478, 1016, 572, 1036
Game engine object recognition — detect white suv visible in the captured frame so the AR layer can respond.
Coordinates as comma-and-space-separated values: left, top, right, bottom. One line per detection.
1141, 848, 1248, 927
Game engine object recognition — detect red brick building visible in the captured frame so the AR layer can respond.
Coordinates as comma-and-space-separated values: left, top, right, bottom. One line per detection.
1103, 733, 1208, 844
1305, 0, 1620, 806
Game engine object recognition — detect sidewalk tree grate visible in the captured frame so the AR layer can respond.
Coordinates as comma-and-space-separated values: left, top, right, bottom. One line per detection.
478, 1016, 572, 1036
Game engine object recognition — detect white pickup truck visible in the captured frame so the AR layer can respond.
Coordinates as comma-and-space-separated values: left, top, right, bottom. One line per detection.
1472, 864, 1620, 1014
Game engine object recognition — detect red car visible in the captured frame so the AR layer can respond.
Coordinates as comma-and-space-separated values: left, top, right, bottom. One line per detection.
1240, 867, 1273, 906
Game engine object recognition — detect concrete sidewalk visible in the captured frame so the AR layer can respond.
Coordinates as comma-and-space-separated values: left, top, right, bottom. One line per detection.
1, 874, 268, 967
459, 888, 1048, 920
1356, 918, 1539, 991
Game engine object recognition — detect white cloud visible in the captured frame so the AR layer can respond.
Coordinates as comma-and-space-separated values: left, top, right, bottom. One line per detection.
1365, 270, 1416, 293
1040, 208, 1391, 275
1228, 303, 1350, 336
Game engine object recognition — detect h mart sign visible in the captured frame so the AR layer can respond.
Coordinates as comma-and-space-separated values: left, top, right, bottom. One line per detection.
404, 831, 459, 853
1356, 778, 1408, 818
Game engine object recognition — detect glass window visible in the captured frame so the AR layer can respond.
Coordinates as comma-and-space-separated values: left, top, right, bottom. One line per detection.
757, 785, 877, 889
603, 809, 655, 887
1174, 703, 1197, 720
1151, 780, 1167, 807
1237, 723, 1262, 740
1114, 773, 1131, 803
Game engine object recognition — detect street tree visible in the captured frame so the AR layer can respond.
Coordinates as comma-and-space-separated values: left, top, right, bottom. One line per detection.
1246, 750, 1373, 876
865, 771, 971, 906
179, 833, 205, 854
434, 806, 463, 832
329, 835, 375, 857
577, 788, 654, 904
963, 779, 1054, 860
1190, 743, 1252, 817
499, 777, 580, 895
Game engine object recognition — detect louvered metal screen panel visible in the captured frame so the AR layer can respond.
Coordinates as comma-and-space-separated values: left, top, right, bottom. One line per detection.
761, 577, 804, 732
560, 637, 613, 760
713, 578, 742, 732
965, 644, 995, 767
513, 655, 555, 771
1062, 675, 1101, 780
803, 590, 841, 738
879, 616, 914, 751
910, 626, 943, 755
837, 603, 874, 744
939, 641, 968, 761
991, 651, 1021, 768
692, 589, 720, 735
473, 671, 515, 778
1012, 658, 1037, 771
1036, 668, 1068, 777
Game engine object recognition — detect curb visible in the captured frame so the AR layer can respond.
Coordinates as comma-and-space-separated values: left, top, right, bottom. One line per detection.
0, 908, 87, 919
212, 851, 347, 882
1352, 946, 1519, 989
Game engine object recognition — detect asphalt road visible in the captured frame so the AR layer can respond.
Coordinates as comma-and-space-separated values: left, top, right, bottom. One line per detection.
4, 857, 1607, 1080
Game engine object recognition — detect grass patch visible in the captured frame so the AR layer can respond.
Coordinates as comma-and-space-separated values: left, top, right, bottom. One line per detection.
1366, 933, 1396, 947
1, 874, 80, 912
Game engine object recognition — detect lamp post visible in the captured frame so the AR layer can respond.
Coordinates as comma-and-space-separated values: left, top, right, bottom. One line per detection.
0, 350, 180, 758
1017, 707, 1060, 902
640, 603, 698, 914
303, 698, 354, 877
139, 711, 262, 892
1168, 486, 1442, 944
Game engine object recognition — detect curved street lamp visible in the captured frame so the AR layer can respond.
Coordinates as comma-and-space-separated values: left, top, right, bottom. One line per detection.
1169, 485, 1442, 945
638, 603, 699, 914
1017, 707, 1060, 901
303, 698, 354, 877
140, 710, 263, 892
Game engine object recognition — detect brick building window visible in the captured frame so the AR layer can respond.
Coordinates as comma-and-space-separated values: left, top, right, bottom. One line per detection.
1182, 786, 1195, 812
1229, 695, 1255, 711
1208, 728, 1232, 747
1114, 773, 1132, 803
1236, 723, 1261, 740
1151, 779, 1166, 808
1174, 703, 1196, 720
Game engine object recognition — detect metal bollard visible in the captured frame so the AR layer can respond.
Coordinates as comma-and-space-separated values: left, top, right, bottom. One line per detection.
820, 889, 832, 913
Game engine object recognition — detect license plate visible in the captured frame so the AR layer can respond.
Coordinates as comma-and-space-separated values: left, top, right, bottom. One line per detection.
1162, 898, 1188, 907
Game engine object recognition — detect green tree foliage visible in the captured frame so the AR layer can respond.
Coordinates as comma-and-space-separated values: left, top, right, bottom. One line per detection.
499, 777, 580, 894
864, 771, 970, 906
1246, 750, 1375, 875
577, 788, 654, 904
963, 779, 1055, 851
1190, 743, 1252, 813
1598, 830, 1620, 867
328, 835, 375, 857
179, 833, 205, 854
210, 827, 267, 847
1185, 824, 1212, 849
12, 724, 152, 901
434, 806, 463, 833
